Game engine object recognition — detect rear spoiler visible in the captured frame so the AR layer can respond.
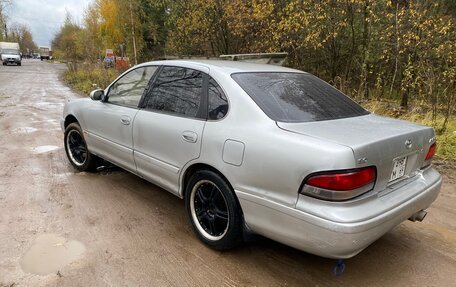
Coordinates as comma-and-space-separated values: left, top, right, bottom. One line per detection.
219, 52, 288, 66
157, 52, 288, 66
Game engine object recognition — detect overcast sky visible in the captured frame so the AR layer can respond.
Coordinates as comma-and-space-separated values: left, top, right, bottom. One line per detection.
5, 0, 94, 47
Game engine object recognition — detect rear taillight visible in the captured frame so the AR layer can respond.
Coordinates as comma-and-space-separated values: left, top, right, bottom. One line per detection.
300, 167, 376, 201
425, 143, 436, 161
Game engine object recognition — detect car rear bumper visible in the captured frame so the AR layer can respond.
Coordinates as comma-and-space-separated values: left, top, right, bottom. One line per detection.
236, 167, 442, 258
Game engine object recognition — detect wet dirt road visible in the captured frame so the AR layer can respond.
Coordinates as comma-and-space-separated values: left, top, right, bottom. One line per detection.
0, 60, 455, 287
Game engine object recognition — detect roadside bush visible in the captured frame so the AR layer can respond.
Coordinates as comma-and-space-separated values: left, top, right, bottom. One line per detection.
64, 64, 120, 95
363, 100, 456, 166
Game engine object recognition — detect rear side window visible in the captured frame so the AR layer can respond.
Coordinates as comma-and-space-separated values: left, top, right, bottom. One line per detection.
232, 73, 369, 122
145, 66, 203, 118
208, 78, 228, 120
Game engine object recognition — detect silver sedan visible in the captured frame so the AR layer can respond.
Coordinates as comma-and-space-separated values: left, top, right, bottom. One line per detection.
61, 60, 442, 258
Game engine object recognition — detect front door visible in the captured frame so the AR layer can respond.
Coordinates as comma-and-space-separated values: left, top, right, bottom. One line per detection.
83, 65, 158, 172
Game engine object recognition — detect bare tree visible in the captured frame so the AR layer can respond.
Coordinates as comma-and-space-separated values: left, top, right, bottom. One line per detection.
0, 1, 13, 40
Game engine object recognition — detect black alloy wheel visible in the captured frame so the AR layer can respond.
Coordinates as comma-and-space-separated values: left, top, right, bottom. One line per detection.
64, 123, 100, 171
193, 180, 229, 238
186, 170, 243, 250
67, 129, 87, 166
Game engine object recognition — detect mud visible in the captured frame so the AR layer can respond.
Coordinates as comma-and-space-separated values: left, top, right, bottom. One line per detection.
20, 234, 85, 275
32, 145, 60, 154
0, 60, 455, 286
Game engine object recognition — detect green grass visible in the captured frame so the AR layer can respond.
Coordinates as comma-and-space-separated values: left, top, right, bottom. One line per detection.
363, 100, 455, 181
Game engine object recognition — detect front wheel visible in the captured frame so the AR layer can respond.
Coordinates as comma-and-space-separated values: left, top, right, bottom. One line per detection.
185, 170, 243, 250
64, 123, 100, 171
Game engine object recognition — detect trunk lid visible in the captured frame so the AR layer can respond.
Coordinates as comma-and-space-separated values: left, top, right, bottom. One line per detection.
277, 114, 436, 192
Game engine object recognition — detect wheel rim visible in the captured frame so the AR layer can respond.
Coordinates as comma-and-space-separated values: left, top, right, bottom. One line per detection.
190, 180, 229, 241
66, 129, 87, 166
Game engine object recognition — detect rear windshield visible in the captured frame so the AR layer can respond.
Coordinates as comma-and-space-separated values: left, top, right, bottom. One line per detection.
232, 72, 369, 122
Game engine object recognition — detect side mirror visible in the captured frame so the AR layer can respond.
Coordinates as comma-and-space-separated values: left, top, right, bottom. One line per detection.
90, 89, 104, 101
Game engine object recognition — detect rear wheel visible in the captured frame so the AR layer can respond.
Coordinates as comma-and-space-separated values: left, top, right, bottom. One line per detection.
185, 170, 243, 250
64, 123, 100, 171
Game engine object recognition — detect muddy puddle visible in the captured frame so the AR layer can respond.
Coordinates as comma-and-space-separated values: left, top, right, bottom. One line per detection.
20, 234, 85, 275
33, 145, 59, 154
12, 127, 38, 134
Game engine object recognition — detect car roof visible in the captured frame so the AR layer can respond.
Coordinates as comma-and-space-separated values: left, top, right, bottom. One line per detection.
137, 59, 305, 75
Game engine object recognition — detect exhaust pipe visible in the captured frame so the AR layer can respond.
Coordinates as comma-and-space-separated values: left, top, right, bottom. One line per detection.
408, 210, 427, 222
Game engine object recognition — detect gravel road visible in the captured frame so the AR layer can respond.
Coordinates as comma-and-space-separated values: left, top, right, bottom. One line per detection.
0, 60, 455, 286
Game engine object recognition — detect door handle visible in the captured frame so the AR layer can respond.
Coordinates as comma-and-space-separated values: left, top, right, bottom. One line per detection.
120, 115, 131, 125
182, 131, 198, 143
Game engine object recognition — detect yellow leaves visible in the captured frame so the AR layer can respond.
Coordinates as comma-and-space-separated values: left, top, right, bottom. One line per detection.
97, 0, 123, 47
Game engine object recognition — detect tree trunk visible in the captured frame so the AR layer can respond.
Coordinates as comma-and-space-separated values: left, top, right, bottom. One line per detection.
441, 87, 453, 133
358, 0, 370, 100
390, 1, 400, 98
345, 0, 356, 82
400, 87, 408, 109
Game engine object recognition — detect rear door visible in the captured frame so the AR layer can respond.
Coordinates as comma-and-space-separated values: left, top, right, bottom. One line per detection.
83, 66, 158, 172
133, 66, 207, 195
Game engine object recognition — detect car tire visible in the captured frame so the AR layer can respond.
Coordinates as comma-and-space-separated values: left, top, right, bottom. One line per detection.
185, 170, 243, 250
64, 123, 100, 172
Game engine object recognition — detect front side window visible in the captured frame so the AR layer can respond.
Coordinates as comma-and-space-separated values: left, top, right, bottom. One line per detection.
107, 66, 158, 108
145, 66, 203, 118
208, 78, 228, 120
232, 72, 369, 122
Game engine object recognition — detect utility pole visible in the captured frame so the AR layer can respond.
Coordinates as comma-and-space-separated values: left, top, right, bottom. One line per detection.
129, 2, 137, 65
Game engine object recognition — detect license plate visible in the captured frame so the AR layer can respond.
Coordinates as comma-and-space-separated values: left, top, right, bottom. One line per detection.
390, 156, 407, 182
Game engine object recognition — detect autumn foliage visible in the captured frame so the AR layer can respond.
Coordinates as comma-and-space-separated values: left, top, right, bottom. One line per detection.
53, 1, 454, 130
